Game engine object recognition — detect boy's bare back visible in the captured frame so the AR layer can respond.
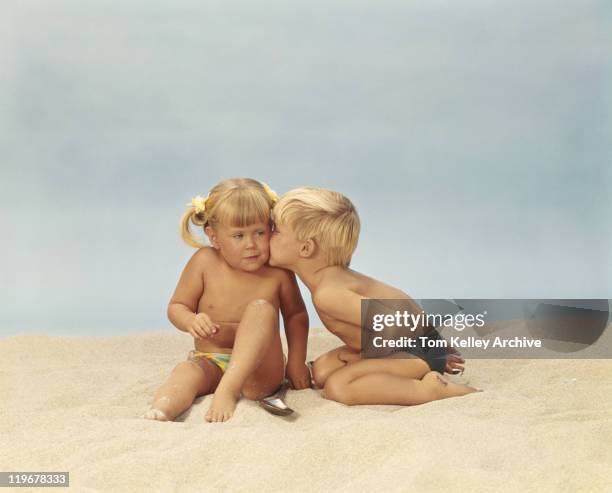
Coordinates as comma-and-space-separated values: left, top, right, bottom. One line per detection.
312, 267, 417, 350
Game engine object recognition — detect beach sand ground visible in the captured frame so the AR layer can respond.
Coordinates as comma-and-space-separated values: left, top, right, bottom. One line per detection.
1, 330, 611, 492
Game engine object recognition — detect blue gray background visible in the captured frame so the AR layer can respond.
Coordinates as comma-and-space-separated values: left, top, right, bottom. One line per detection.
1, 0, 610, 337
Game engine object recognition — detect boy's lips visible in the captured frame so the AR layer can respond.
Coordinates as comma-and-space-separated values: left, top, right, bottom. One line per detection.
244, 254, 260, 260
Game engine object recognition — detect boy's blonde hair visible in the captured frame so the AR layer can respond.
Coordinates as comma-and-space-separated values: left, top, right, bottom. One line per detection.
273, 187, 360, 267
181, 178, 278, 248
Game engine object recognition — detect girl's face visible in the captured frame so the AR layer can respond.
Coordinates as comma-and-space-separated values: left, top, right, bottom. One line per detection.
206, 220, 271, 272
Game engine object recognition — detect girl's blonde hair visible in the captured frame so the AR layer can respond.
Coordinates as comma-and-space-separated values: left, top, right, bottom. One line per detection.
180, 178, 278, 248
272, 187, 360, 267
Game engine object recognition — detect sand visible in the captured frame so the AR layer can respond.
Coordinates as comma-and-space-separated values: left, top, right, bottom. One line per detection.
1, 329, 611, 493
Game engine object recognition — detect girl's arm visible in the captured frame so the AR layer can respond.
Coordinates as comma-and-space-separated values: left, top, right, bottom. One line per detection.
279, 270, 311, 389
168, 248, 218, 338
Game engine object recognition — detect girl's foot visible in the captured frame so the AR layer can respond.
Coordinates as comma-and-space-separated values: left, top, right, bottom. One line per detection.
143, 408, 169, 421
422, 371, 481, 399
205, 388, 240, 422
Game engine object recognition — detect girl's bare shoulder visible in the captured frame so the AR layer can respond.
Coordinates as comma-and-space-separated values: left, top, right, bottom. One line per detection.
190, 246, 222, 270
260, 264, 295, 283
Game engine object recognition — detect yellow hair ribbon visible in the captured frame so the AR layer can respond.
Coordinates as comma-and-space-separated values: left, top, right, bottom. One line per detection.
188, 194, 209, 214
262, 182, 279, 204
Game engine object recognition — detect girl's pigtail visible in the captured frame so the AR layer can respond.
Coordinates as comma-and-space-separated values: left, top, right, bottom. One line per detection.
179, 195, 209, 248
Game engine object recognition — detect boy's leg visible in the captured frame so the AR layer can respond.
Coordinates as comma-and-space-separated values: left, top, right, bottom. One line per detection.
144, 359, 222, 421
322, 358, 478, 406
310, 345, 359, 388
205, 299, 284, 423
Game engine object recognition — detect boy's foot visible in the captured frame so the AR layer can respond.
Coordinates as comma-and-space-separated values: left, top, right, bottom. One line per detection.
422, 371, 481, 399
205, 388, 240, 423
143, 408, 169, 421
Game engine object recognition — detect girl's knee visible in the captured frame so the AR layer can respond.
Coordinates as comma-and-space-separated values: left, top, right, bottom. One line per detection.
246, 298, 275, 312
243, 299, 278, 322
239, 299, 279, 335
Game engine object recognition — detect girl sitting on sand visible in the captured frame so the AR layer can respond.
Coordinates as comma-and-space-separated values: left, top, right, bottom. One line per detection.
144, 178, 310, 423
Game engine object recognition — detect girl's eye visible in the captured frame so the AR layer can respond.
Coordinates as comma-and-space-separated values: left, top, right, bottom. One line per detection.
233, 234, 243, 239
257, 231, 265, 236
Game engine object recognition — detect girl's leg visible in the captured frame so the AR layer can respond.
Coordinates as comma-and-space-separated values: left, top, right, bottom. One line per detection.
144, 359, 222, 421
205, 299, 284, 423
322, 358, 479, 406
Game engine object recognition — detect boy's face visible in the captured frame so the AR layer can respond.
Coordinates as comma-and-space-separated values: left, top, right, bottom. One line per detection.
207, 221, 270, 272
269, 220, 301, 269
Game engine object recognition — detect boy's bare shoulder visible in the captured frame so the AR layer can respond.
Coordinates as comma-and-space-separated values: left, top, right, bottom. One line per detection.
319, 267, 406, 299
316, 268, 366, 296
317, 271, 351, 290
313, 267, 406, 312
312, 276, 357, 309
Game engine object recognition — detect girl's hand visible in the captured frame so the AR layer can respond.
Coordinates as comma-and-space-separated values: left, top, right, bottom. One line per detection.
187, 312, 220, 340
286, 360, 312, 390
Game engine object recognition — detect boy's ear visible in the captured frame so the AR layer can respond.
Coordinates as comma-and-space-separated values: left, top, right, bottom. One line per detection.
205, 226, 220, 250
299, 238, 317, 259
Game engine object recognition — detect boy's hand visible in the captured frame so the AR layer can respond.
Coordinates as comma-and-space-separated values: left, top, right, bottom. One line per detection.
445, 345, 465, 374
186, 312, 220, 340
286, 360, 311, 390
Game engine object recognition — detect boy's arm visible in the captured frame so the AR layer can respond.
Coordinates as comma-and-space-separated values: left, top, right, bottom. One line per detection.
279, 270, 311, 389
314, 288, 429, 352
313, 287, 364, 350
